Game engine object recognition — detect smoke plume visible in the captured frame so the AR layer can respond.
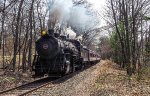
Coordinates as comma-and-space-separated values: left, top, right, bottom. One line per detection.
47, 0, 100, 35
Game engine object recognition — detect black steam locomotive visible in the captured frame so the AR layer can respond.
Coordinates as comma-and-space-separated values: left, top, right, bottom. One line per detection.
32, 29, 100, 77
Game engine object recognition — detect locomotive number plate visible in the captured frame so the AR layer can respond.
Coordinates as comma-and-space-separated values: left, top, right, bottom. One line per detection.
43, 44, 48, 49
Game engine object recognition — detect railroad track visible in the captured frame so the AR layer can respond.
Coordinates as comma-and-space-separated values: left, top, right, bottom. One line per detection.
0, 77, 57, 96
0, 72, 79, 96
0, 64, 97, 96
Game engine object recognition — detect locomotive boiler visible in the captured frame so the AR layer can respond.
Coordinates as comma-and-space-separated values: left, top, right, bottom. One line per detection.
32, 29, 83, 77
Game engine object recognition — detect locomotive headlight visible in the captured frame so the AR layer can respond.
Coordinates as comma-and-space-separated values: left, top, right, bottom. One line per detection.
41, 31, 47, 36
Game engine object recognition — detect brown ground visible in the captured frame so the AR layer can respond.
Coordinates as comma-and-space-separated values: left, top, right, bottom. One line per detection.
0, 60, 150, 96
90, 60, 150, 96
0, 70, 33, 91
33, 60, 150, 96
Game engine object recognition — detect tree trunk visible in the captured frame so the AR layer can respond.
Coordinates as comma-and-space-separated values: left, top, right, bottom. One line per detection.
28, 0, 35, 71
1, 0, 6, 70
12, 0, 24, 71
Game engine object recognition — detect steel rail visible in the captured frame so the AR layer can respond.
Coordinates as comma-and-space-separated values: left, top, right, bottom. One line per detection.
0, 77, 52, 96
0, 63, 98, 96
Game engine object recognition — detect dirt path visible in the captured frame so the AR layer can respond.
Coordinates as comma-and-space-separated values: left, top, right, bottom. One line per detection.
72, 61, 105, 96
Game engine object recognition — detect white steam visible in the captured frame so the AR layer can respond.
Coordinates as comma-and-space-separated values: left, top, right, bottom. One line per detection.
66, 27, 76, 39
47, 0, 100, 35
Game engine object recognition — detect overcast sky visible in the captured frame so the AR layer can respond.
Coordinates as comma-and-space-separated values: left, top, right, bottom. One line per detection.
88, 0, 106, 26
88, 0, 106, 10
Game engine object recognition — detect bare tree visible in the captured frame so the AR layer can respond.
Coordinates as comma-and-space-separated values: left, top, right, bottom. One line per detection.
106, 0, 150, 75
12, 0, 24, 71
28, 0, 35, 71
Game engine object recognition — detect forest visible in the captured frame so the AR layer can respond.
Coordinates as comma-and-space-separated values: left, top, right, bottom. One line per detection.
0, 0, 150, 81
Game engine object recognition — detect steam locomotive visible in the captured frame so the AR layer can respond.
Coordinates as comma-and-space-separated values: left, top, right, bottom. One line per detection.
32, 29, 100, 77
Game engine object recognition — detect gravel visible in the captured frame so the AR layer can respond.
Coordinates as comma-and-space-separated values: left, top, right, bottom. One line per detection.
30, 61, 103, 96
30, 60, 150, 96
